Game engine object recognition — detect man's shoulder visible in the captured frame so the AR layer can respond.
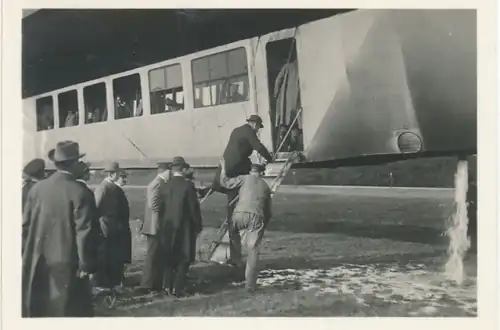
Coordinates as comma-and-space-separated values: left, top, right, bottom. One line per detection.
37, 174, 87, 197
148, 176, 162, 188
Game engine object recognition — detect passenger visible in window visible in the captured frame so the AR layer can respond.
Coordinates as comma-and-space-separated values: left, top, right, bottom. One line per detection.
134, 98, 143, 117
289, 126, 303, 151
65, 109, 78, 127
227, 84, 245, 103
39, 107, 54, 130
115, 96, 132, 119
166, 98, 183, 112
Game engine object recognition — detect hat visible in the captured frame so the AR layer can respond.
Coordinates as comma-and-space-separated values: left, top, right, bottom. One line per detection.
119, 170, 129, 178
48, 141, 86, 163
157, 162, 171, 170
23, 158, 45, 179
246, 115, 264, 128
251, 163, 266, 173
104, 161, 121, 173
171, 156, 189, 167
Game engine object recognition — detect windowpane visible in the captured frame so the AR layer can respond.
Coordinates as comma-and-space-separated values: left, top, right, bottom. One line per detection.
191, 47, 249, 108
83, 82, 108, 124
113, 73, 143, 120
208, 52, 228, 80
149, 68, 166, 92
228, 48, 248, 76
192, 57, 209, 83
58, 90, 79, 128
36, 96, 54, 131
165, 65, 183, 90
149, 64, 184, 115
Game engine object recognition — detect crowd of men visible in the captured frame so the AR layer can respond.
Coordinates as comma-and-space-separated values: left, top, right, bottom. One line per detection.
21, 114, 276, 317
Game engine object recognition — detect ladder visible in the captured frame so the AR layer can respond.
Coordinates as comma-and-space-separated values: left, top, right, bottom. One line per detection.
197, 108, 303, 263
197, 151, 301, 263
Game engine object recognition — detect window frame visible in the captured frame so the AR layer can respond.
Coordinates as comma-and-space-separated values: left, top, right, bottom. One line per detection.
112, 73, 144, 121
57, 89, 80, 129
83, 81, 109, 125
148, 63, 185, 115
35, 95, 55, 132
191, 46, 250, 109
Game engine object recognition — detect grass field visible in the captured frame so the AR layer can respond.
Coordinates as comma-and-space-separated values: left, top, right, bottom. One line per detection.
94, 186, 477, 317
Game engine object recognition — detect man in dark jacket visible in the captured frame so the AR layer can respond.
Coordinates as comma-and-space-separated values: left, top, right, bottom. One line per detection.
22, 158, 46, 213
212, 115, 273, 193
93, 162, 131, 292
161, 156, 203, 297
22, 141, 100, 317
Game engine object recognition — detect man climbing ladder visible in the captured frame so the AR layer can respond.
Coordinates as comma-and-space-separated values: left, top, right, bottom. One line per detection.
199, 108, 303, 264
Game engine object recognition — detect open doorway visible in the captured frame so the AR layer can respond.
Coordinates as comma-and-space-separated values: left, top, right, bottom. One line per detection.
266, 38, 304, 153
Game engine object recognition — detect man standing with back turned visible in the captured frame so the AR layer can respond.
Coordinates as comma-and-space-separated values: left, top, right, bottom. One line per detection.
22, 141, 100, 317
139, 162, 171, 293
161, 156, 203, 297
230, 163, 272, 292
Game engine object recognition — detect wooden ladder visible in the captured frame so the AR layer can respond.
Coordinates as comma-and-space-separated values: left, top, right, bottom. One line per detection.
197, 151, 301, 263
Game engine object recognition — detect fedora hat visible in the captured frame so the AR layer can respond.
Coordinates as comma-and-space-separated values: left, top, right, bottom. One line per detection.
23, 158, 46, 179
171, 156, 189, 168
246, 115, 264, 128
103, 161, 122, 173
48, 141, 86, 163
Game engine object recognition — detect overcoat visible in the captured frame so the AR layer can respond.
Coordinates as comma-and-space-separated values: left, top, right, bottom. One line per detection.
22, 171, 100, 317
94, 179, 132, 286
22, 179, 36, 214
160, 176, 203, 263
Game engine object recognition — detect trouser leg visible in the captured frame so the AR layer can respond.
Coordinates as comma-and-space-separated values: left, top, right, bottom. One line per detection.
140, 236, 163, 290
235, 213, 266, 290
173, 261, 191, 295
227, 191, 242, 262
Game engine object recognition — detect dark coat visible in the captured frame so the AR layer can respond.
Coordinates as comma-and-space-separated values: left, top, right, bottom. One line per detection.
22, 179, 37, 214
222, 124, 273, 177
94, 180, 132, 274
22, 171, 100, 317
160, 175, 203, 263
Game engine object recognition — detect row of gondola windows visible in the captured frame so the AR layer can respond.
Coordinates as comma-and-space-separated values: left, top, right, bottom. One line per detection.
35, 47, 250, 131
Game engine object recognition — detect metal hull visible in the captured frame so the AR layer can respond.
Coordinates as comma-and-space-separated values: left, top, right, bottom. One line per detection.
22, 9, 477, 170
298, 9, 476, 166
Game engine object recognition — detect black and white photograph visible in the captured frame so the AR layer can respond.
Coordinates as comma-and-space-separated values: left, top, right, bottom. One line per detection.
1, 2, 498, 324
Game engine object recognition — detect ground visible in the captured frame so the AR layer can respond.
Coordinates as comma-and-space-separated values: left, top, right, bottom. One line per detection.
93, 186, 477, 317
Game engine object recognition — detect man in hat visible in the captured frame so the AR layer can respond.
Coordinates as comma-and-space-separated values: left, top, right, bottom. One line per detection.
139, 162, 172, 293
229, 163, 272, 292
217, 115, 273, 186
210, 115, 273, 264
93, 162, 131, 292
160, 156, 203, 297
75, 161, 92, 189
22, 158, 46, 213
22, 141, 100, 317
